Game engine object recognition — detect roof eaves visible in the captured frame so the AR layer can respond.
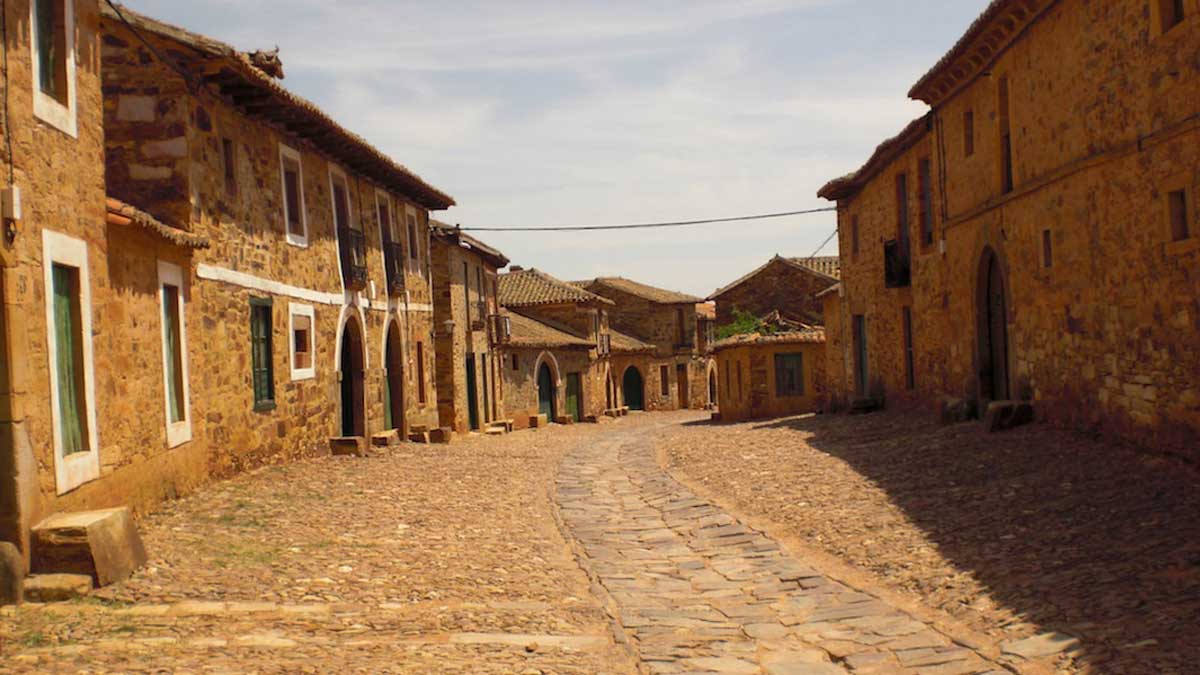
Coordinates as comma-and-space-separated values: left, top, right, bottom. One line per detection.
817, 115, 931, 202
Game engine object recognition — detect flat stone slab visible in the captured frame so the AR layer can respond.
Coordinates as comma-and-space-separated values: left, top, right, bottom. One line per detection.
330, 436, 370, 457
32, 507, 147, 586
1001, 632, 1080, 659
24, 573, 93, 602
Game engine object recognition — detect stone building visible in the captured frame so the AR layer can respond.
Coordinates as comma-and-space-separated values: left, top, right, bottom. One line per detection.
576, 277, 717, 411
709, 255, 840, 327
431, 223, 509, 435
498, 268, 614, 426
818, 0, 1200, 453
713, 329, 827, 423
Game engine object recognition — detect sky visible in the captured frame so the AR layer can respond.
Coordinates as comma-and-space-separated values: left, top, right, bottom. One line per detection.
129, 0, 987, 297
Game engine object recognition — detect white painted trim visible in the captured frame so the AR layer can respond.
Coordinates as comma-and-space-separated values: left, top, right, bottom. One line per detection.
30, 0, 77, 137
194, 263, 434, 313
288, 302, 317, 381
42, 230, 99, 494
280, 143, 308, 247
157, 261, 193, 448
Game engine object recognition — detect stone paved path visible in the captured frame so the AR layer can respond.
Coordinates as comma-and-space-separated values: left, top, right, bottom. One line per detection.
557, 424, 1010, 675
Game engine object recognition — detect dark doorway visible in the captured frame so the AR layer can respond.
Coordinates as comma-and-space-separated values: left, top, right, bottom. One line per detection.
466, 353, 480, 431
605, 372, 614, 410
852, 314, 868, 396
978, 248, 1011, 401
623, 367, 644, 410
339, 317, 366, 437
384, 321, 404, 432
537, 361, 557, 421
708, 368, 717, 406
676, 363, 689, 409
565, 372, 583, 422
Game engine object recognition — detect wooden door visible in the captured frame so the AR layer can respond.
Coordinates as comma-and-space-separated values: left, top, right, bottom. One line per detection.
466, 353, 480, 431
537, 363, 556, 421
623, 367, 644, 410
565, 373, 582, 422
676, 364, 689, 409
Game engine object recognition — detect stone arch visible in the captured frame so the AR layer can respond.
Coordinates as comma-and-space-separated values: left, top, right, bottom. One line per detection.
975, 245, 1013, 403
534, 351, 560, 422
336, 308, 367, 437
706, 360, 718, 406
382, 313, 405, 433
621, 364, 645, 411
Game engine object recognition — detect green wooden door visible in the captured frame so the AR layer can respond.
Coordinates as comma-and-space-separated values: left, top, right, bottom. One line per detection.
52, 264, 86, 456
537, 363, 555, 420
565, 373, 582, 422
466, 354, 480, 430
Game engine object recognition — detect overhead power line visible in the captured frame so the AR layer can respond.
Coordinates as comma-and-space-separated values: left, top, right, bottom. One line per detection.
457, 207, 837, 232
803, 228, 840, 263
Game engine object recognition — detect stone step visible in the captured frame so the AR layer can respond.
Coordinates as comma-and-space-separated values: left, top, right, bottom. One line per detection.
24, 573, 93, 602
484, 426, 506, 436
371, 429, 401, 447
329, 436, 369, 457
32, 508, 147, 586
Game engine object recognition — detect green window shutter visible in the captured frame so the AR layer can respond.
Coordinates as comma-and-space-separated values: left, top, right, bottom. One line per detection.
52, 264, 86, 456
774, 353, 804, 397
163, 284, 185, 423
250, 298, 274, 409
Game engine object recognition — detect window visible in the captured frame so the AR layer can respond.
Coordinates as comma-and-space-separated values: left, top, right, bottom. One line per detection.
377, 193, 395, 242
1041, 229, 1054, 268
1168, 189, 1190, 242
462, 262, 471, 322
1159, 0, 1186, 32
851, 216, 860, 257
963, 110, 975, 157
330, 168, 354, 231
896, 173, 910, 247
289, 303, 316, 381
476, 267, 486, 319
222, 138, 237, 196
918, 158, 934, 247
998, 76, 1014, 194
902, 307, 915, 390
280, 144, 307, 246
250, 297, 275, 410
30, 0, 76, 136
407, 212, 419, 261
416, 341, 427, 404
42, 230, 99, 494
660, 365, 670, 397
774, 353, 805, 397
159, 261, 192, 447
512, 354, 520, 371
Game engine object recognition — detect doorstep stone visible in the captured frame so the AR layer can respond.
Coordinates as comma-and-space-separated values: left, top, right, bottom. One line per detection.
983, 401, 1034, 433
370, 429, 401, 447
24, 573, 93, 602
31, 508, 147, 586
0, 541, 24, 605
428, 427, 452, 444
554, 415, 575, 425
939, 396, 973, 424
329, 436, 369, 457
529, 414, 548, 428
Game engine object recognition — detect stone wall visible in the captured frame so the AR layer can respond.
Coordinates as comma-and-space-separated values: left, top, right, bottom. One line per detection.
826, 0, 1200, 455
715, 341, 825, 423
713, 258, 838, 326
500, 346, 592, 428
432, 236, 503, 434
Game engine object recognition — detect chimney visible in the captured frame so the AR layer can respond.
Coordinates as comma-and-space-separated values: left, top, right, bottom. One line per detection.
509, 265, 524, 272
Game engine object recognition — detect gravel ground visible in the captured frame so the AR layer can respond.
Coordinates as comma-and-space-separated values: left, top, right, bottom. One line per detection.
661, 411, 1200, 675
0, 418, 646, 674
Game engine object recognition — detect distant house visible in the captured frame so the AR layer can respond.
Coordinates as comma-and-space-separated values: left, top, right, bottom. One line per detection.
709, 255, 839, 327
576, 277, 717, 411
498, 268, 614, 426
431, 224, 509, 434
714, 329, 827, 423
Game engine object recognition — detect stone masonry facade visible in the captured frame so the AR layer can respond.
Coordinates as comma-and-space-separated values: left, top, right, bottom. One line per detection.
820, 0, 1200, 455
710, 255, 840, 327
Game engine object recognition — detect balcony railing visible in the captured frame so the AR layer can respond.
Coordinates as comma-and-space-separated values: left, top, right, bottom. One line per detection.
472, 301, 489, 330
884, 239, 911, 288
489, 314, 511, 345
598, 333, 612, 356
383, 241, 405, 296
338, 226, 368, 291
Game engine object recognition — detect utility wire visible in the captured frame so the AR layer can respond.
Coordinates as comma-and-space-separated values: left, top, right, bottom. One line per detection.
458, 207, 836, 232
802, 227, 839, 263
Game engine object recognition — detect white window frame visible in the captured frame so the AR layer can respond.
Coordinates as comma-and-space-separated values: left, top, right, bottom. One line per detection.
405, 204, 420, 273
288, 302, 316, 381
30, 0, 77, 137
42, 230, 99, 494
157, 261, 193, 448
329, 165, 356, 229
375, 189, 394, 287
280, 143, 308, 247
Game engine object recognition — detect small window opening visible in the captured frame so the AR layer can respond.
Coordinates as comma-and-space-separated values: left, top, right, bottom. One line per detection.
1168, 189, 1190, 242
34, 0, 68, 103
512, 354, 519, 371
292, 314, 312, 371
1041, 229, 1054, 267
282, 157, 304, 238
918, 158, 934, 246
222, 138, 237, 195
963, 110, 975, 157
1160, 0, 1186, 32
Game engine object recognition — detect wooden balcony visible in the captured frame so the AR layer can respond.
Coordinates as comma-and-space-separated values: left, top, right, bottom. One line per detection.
338, 226, 368, 291
489, 314, 511, 345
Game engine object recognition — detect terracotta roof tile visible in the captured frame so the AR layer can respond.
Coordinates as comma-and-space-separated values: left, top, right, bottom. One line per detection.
508, 312, 593, 349
102, 4, 454, 210
583, 277, 702, 305
709, 255, 839, 300
609, 328, 654, 354
499, 269, 613, 308
105, 198, 210, 249
713, 328, 826, 351
817, 115, 931, 202
786, 256, 841, 279
431, 221, 509, 268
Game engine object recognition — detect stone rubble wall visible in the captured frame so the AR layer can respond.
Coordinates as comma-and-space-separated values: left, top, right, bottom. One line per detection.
713, 258, 837, 327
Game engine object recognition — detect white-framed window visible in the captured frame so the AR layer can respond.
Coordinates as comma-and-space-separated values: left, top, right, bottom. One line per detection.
158, 261, 192, 447
42, 230, 99, 494
288, 302, 316, 381
329, 166, 355, 231
30, 0, 76, 137
376, 190, 398, 243
405, 204, 423, 277
280, 143, 308, 247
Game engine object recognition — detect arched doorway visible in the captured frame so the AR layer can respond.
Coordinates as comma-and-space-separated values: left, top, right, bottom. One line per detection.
708, 367, 717, 406
537, 361, 557, 421
383, 320, 404, 433
977, 248, 1011, 402
339, 317, 366, 437
623, 367, 645, 411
